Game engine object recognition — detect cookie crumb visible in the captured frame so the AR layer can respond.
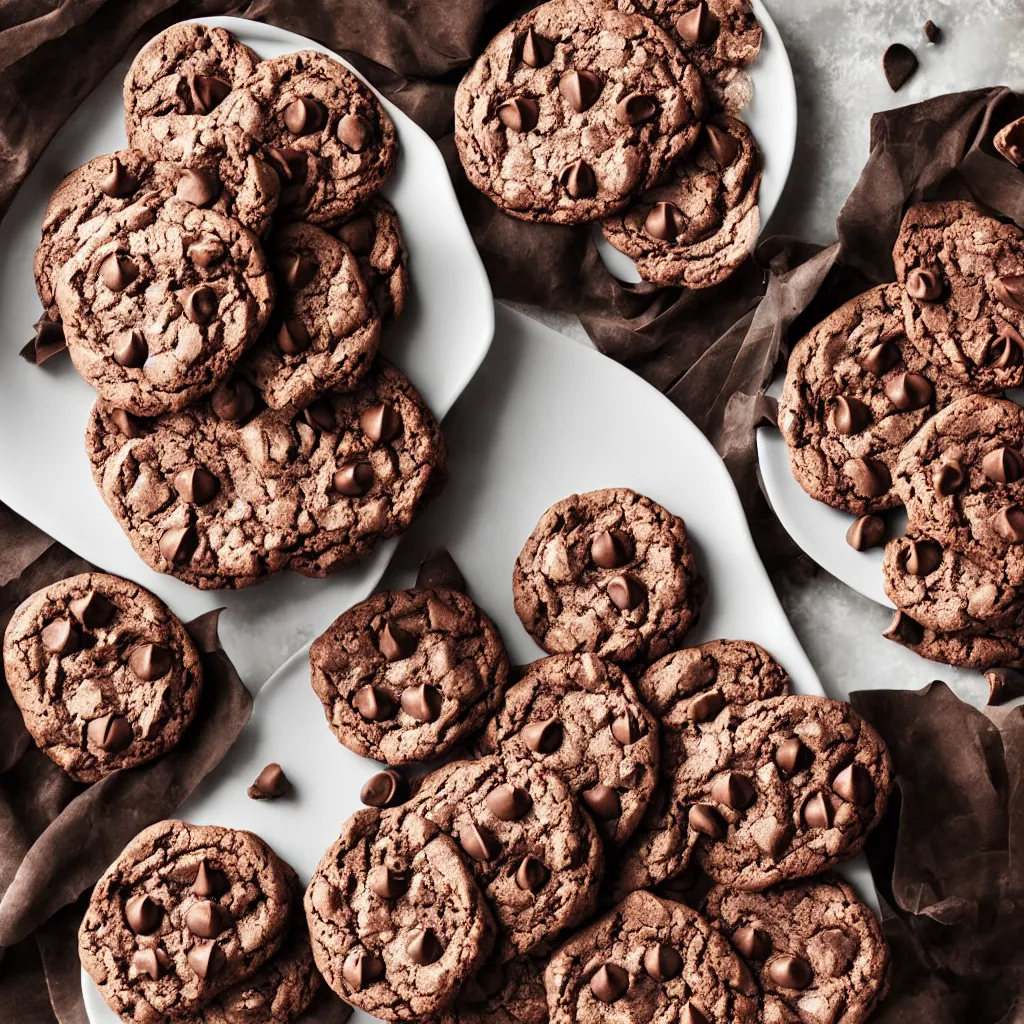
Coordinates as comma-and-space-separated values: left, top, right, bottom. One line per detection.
883, 43, 918, 91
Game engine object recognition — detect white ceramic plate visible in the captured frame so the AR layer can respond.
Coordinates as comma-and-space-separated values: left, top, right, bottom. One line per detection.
83, 305, 874, 1024
0, 16, 494, 688
595, 0, 798, 283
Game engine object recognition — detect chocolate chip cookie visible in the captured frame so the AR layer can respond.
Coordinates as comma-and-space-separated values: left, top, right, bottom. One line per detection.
242, 222, 380, 409
125, 24, 258, 156
513, 488, 706, 666
218, 50, 397, 226
79, 819, 293, 1022
600, 116, 761, 289
892, 201, 1024, 391
705, 876, 891, 1024
610, 639, 790, 901
544, 889, 760, 1024
689, 695, 893, 891
398, 756, 605, 962
309, 588, 510, 764
3, 572, 203, 783
305, 808, 495, 1021
85, 360, 446, 589
335, 197, 409, 323
474, 652, 660, 847
882, 609, 1024, 669
56, 193, 274, 416
455, 0, 706, 224
437, 956, 548, 1024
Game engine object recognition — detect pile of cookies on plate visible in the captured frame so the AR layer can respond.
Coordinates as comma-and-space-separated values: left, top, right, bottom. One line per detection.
779, 199, 1024, 671
31, 23, 446, 590
455, 0, 764, 289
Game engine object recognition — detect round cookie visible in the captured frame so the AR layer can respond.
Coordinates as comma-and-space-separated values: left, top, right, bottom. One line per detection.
779, 284, 974, 515
3, 572, 203, 783
79, 819, 293, 1022
892, 201, 1024, 391
242, 222, 380, 409
893, 394, 1024, 588
304, 808, 495, 1021
218, 50, 397, 226
335, 197, 409, 323
600, 115, 761, 290
125, 24, 259, 155
689, 695, 893, 891
610, 639, 790, 901
474, 652, 660, 847
398, 756, 605, 962
437, 956, 548, 1024
544, 890, 760, 1024
512, 488, 706, 666
84, 360, 446, 589
55, 193, 274, 417
882, 609, 1024, 669
308, 588, 510, 764
454, 0, 706, 225
705, 876, 891, 1024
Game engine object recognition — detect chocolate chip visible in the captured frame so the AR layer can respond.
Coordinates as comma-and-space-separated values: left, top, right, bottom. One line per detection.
401, 683, 442, 722
125, 893, 162, 934
100, 253, 138, 291
249, 762, 289, 799
132, 948, 169, 980
559, 70, 602, 113
644, 944, 682, 981
924, 20, 941, 43
113, 330, 147, 368
426, 595, 461, 632
23, 317, 67, 366
560, 159, 596, 199
884, 609, 924, 645
460, 823, 501, 861
416, 549, 466, 592
98, 158, 137, 198
267, 146, 307, 183
497, 97, 539, 132
368, 865, 408, 899
986, 666, 1024, 706
643, 201, 684, 241
845, 457, 891, 498
302, 398, 335, 431
176, 168, 220, 207
193, 74, 231, 113
860, 340, 901, 376
846, 515, 886, 551
515, 855, 550, 892
343, 950, 385, 990
905, 538, 942, 576
591, 529, 633, 568
885, 371, 933, 410
834, 395, 871, 435
41, 619, 79, 655
906, 267, 942, 300
615, 93, 657, 124
189, 238, 226, 269
992, 505, 1024, 543
485, 783, 532, 821
754, 822, 794, 861
160, 525, 199, 565
801, 791, 832, 829
184, 286, 218, 325
193, 860, 228, 897
283, 96, 325, 135
522, 27, 555, 68
173, 465, 220, 506
883, 42, 918, 91
188, 941, 223, 980
379, 620, 417, 661
774, 737, 811, 775
279, 252, 319, 290
360, 402, 402, 443
611, 711, 641, 745
607, 574, 645, 611
832, 763, 874, 804
353, 685, 395, 721
733, 925, 772, 960
690, 689, 724, 722
522, 717, 562, 753
406, 927, 442, 965
333, 461, 374, 497
212, 379, 256, 423
361, 769, 409, 808
984, 446, 1024, 484
129, 643, 172, 681
338, 114, 372, 152
582, 784, 621, 821
706, 124, 740, 167
710, 772, 756, 810
186, 900, 231, 939
88, 713, 132, 752
933, 459, 966, 495
676, 1, 719, 43
987, 325, 1024, 369
993, 275, 1024, 311
336, 214, 375, 255
688, 803, 726, 839
70, 591, 115, 628
680, 1005, 710, 1024
590, 964, 629, 1003
768, 954, 813, 990
277, 318, 311, 355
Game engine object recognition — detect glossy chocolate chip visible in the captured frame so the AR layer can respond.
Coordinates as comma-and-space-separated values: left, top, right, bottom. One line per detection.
379, 621, 417, 661
988, 326, 1024, 369
993, 275, 1024, 311
407, 928, 442, 965
983, 446, 1024, 484
680, 1005, 710, 1024
98, 158, 137, 198
710, 772, 756, 810
416, 549, 465, 592
498, 97, 539, 132
522, 717, 563, 753
159, 526, 199, 565
582, 784, 621, 821
521, 27, 555, 68
401, 683, 442, 722
129, 643, 172, 681
485, 783, 532, 821
515, 855, 550, 892
368, 865, 408, 899
676, 1, 719, 42
860, 340, 901, 376
360, 402, 402, 443
616, 93, 657, 124
644, 944, 682, 982
923, 19, 941, 43
689, 690, 724, 722
768, 954, 813, 990
268, 146, 307, 183
193, 860, 228, 897
611, 711, 641, 745
883, 43, 918, 91
132, 948, 168, 980
884, 610, 924, 645
279, 252, 319, 290
125, 893, 162, 934
460, 823, 501, 861
193, 75, 231, 113
188, 941, 223, 980
591, 529, 633, 568
173, 465, 220, 506
250, 762, 289, 799
189, 238, 226, 268
607, 574, 645, 611
111, 408, 146, 438
87, 713, 132, 752
846, 515, 886, 551
343, 950, 384, 990
885, 371, 933, 410
25, 318, 66, 365
41, 619, 79, 655
559, 69, 602, 112
176, 168, 220, 207
992, 505, 1024, 543
113, 330, 147, 368
774, 737, 811, 775
70, 591, 115, 628
186, 900, 231, 939
933, 459, 966, 495
834, 395, 871, 435
904, 538, 942, 576
845, 457, 891, 498
361, 770, 410, 808
688, 803, 726, 839
832, 763, 874, 804
801, 791, 832, 829
353, 685, 396, 721
644, 201, 684, 242
211, 378, 256, 424
302, 398, 335, 431
277, 318, 311, 355
591, 964, 629, 1003
906, 268, 942, 300
733, 925, 772, 960
560, 159, 596, 199
100, 254, 138, 291
986, 666, 1024, 706
333, 461, 374, 497
283, 97, 325, 135
706, 124, 740, 167
338, 114, 372, 152
184, 286, 218, 325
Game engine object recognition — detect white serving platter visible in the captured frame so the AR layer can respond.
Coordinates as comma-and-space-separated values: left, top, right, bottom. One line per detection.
83, 305, 875, 1024
595, 0, 798, 282
0, 16, 494, 688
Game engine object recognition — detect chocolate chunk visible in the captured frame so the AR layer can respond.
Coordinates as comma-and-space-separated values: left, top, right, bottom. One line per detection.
521, 27, 554, 68
98, 158, 137, 199
560, 159, 596, 199
582, 784, 621, 821
690, 689, 725, 722
834, 395, 871, 434
379, 621, 417, 661
559, 70, 602, 113
845, 457, 891, 498
173, 465, 220, 506
801, 791, 832, 829
343, 951, 385, 990
360, 402, 402, 443
885, 371, 933, 410
832, 763, 874, 804
353, 685, 395, 721
644, 944, 683, 982
100, 254, 138, 292
688, 803, 726, 839
416, 549, 466, 592
184, 285, 218, 325
993, 275, 1024, 310
883, 42, 918, 91
338, 114, 372, 152
406, 928, 442, 965
522, 717, 563, 753
186, 900, 231, 939
676, 1, 719, 43
774, 737, 811, 775
904, 538, 942, 576
732, 925, 772, 960
176, 168, 220, 207
368, 865, 408, 899
187, 941, 223, 980
985, 666, 1024, 706
644, 201, 684, 241
400, 683, 442, 722
924, 20, 941, 43
460, 823, 501, 861
498, 97, 539, 132
361, 769, 410, 807
988, 326, 1024, 368
248, 762, 289, 799
992, 505, 1024, 543
113, 330, 147, 368
333, 461, 374, 496
193, 860, 228, 897
193, 75, 231, 113
860, 340, 901, 376
611, 711, 642, 745
70, 591, 114, 628
710, 772, 756, 810
591, 529, 633, 568
590, 964, 629, 1003
283, 97, 325, 135
485, 783, 532, 821
211, 378, 256, 423
129, 643, 172, 681
906, 267, 942, 300
159, 525, 198, 565
22, 317, 67, 366
983, 446, 1024, 484
706, 124, 740, 167
768, 954, 813, 990
189, 238, 226, 268
933, 459, 966, 495
277, 318, 312, 354
607, 574, 645, 611
515, 855, 550, 892
41, 619, 79, 655
132, 948, 168, 980
846, 515, 886, 552
615, 93, 657, 125
884, 610, 924, 645
125, 893, 162, 934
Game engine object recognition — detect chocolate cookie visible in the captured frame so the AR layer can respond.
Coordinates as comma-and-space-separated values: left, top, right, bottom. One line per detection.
512, 488, 706, 666
84, 361, 446, 589
779, 284, 974, 515
689, 695, 893, 891
305, 808, 495, 1021
218, 50, 397, 226
79, 819, 293, 1022
995, 115, 1024, 167
892, 201, 1024, 390
544, 890, 759, 1024
601, 115, 760, 289
242, 222, 380, 409
454, 0, 706, 224
398, 756, 605, 962
56, 193, 274, 416
610, 639, 790, 901
309, 588, 510, 764
474, 652, 660, 847
893, 394, 1024, 588
125, 24, 259, 155
437, 956, 548, 1024
882, 609, 1024, 669
335, 197, 409, 323
705, 876, 891, 1024
3, 572, 202, 783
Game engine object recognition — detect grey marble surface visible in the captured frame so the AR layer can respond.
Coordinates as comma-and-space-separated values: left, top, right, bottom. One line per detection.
509, 0, 1024, 710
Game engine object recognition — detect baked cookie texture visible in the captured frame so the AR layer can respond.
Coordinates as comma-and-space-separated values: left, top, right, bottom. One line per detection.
601, 115, 761, 289
882, 608, 1024, 669
3, 572, 203, 783
79, 819, 293, 1022
435, 955, 548, 1024
309, 588, 510, 764
705, 876, 891, 1024
334, 196, 409, 324
85, 361, 446, 589
474, 651, 660, 847
305, 808, 495, 1021
513, 488, 706, 666
454, 0, 706, 224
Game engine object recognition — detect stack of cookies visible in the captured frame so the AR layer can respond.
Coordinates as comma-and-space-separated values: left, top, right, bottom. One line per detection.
779, 199, 1024, 670
31, 24, 445, 590
455, 0, 764, 290
300, 487, 894, 1024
